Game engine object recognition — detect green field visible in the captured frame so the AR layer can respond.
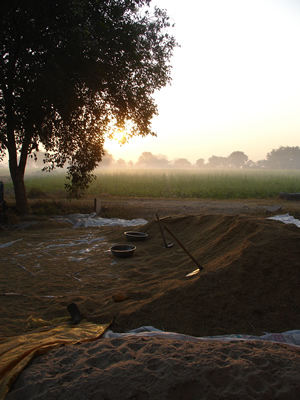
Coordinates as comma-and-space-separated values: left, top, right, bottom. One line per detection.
2, 168, 300, 200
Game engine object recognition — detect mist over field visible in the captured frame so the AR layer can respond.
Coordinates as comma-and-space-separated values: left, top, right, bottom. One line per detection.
1, 146, 299, 207
1, 145, 299, 173
1, 167, 300, 203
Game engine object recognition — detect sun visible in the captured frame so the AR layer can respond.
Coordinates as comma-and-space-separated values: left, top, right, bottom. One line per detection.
111, 128, 127, 145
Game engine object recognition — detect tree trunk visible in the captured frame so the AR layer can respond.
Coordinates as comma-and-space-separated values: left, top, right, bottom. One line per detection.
9, 162, 30, 215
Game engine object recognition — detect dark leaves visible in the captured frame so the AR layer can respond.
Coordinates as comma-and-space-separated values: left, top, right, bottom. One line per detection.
0, 0, 177, 199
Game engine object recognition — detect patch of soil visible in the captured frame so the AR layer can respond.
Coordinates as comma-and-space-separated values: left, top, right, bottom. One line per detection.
1, 208, 300, 339
2, 198, 300, 400
97, 196, 300, 221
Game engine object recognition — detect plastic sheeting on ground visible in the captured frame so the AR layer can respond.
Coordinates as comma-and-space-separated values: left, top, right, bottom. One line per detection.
53, 213, 147, 228
268, 213, 300, 228
104, 326, 300, 350
0, 239, 23, 249
0, 321, 110, 400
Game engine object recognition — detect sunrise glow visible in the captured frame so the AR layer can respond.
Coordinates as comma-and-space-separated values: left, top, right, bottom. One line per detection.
111, 129, 127, 146
104, 0, 300, 165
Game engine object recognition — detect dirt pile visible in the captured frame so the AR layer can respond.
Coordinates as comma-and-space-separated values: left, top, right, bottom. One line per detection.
106, 214, 300, 336
2, 212, 300, 400
0, 213, 299, 339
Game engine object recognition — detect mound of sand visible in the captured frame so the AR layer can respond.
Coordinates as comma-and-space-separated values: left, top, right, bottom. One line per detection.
1, 213, 300, 399
5, 335, 300, 400
104, 213, 300, 336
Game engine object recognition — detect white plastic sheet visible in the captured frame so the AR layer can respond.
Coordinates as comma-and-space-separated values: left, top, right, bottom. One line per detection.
104, 326, 300, 349
267, 213, 300, 228
53, 213, 147, 228
0, 239, 23, 248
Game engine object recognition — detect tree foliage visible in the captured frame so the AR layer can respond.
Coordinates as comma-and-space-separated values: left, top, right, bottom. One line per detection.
266, 146, 300, 169
137, 151, 169, 168
0, 0, 176, 212
228, 151, 248, 168
195, 158, 205, 168
207, 155, 230, 168
173, 158, 192, 168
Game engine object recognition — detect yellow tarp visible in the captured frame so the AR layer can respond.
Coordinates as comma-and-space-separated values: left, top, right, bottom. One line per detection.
0, 321, 110, 400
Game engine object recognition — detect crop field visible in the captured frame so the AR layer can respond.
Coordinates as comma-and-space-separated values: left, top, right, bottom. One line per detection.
2, 168, 300, 200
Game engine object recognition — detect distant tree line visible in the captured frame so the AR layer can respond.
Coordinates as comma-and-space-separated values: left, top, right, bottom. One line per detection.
113, 146, 300, 169
20, 145, 300, 170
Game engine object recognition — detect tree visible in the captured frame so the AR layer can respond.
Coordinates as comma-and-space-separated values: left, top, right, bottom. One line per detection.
115, 158, 127, 168
266, 146, 300, 169
256, 159, 268, 169
207, 155, 230, 168
0, 0, 176, 213
173, 158, 192, 168
100, 150, 114, 168
228, 151, 248, 168
244, 159, 257, 169
137, 151, 170, 168
195, 158, 205, 168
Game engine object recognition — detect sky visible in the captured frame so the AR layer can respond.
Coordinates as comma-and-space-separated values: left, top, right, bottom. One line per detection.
105, 0, 300, 164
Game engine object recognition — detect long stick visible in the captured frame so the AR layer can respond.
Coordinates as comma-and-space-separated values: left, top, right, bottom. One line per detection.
155, 213, 173, 248
164, 226, 204, 271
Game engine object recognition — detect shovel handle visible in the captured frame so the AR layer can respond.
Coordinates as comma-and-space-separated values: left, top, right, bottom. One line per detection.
155, 213, 168, 247
164, 226, 204, 271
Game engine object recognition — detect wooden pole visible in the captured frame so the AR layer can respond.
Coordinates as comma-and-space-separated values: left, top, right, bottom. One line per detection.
155, 213, 173, 248
164, 226, 204, 270
94, 198, 101, 215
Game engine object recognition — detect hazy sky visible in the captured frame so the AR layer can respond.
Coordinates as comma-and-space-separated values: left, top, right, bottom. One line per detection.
105, 0, 300, 164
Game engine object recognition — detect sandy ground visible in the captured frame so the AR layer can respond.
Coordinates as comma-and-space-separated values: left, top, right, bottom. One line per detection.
1, 198, 300, 399
94, 196, 300, 221
5, 335, 300, 400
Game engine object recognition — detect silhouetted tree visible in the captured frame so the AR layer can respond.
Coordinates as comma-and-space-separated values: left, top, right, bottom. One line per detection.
137, 152, 170, 168
173, 158, 192, 168
100, 151, 114, 168
228, 151, 248, 168
256, 159, 268, 169
196, 158, 205, 168
0, 0, 176, 213
244, 159, 257, 169
115, 158, 127, 168
266, 146, 300, 169
207, 155, 230, 168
